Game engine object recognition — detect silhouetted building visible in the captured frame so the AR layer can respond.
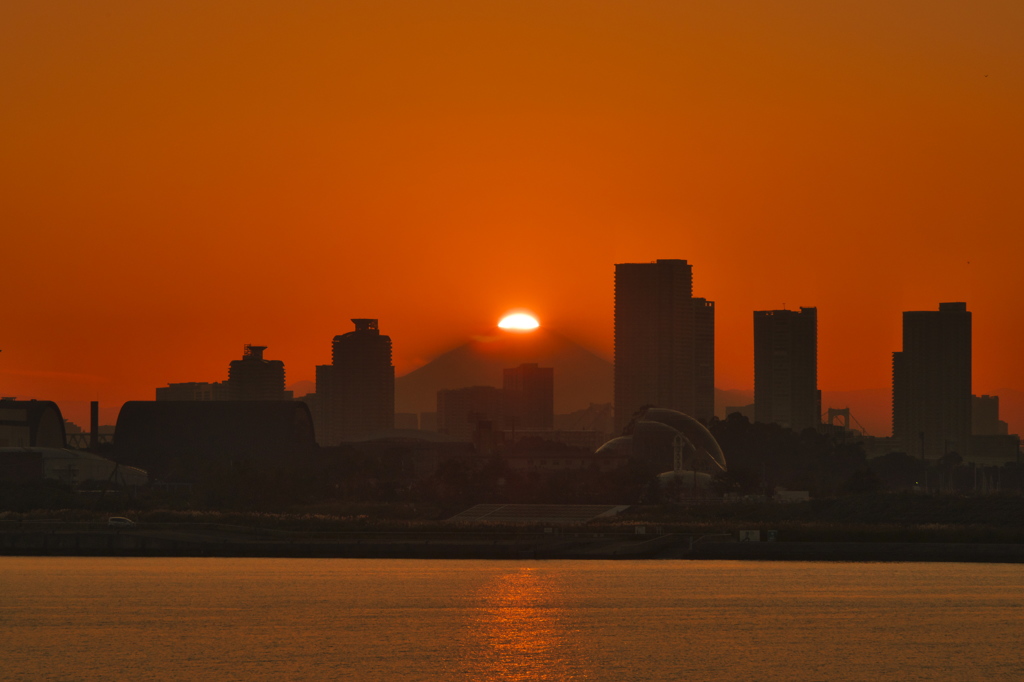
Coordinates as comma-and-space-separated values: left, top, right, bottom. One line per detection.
754, 307, 820, 432
393, 326, 612, 417
114, 400, 316, 481
0, 399, 66, 448
0, 447, 147, 487
394, 412, 419, 430
156, 381, 231, 401
310, 364, 332, 441
970, 434, 1021, 465
297, 391, 321, 433
0, 400, 146, 486
316, 319, 395, 444
502, 441, 630, 477
344, 437, 475, 487
972, 395, 1009, 436
502, 428, 606, 451
892, 302, 972, 460
227, 345, 291, 401
613, 259, 715, 431
437, 386, 504, 442
503, 363, 554, 430
419, 411, 438, 432
969, 394, 1017, 466
156, 345, 290, 402
596, 407, 727, 496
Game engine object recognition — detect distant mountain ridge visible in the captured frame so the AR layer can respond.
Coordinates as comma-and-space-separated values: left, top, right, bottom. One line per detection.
394, 327, 613, 415
288, 380, 316, 398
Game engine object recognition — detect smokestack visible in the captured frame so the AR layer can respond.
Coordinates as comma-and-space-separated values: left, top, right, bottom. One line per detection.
89, 401, 99, 451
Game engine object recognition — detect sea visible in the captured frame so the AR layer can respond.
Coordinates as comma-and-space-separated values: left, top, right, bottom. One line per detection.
2, 558, 1022, 681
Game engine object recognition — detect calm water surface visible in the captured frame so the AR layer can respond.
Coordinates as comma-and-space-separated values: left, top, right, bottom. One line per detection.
2, 558, 1022, 681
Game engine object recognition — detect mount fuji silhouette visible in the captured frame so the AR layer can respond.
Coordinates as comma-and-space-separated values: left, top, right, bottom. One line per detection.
395, 327, 613, 415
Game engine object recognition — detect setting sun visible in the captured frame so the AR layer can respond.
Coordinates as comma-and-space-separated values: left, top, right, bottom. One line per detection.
498, 313, 540, 330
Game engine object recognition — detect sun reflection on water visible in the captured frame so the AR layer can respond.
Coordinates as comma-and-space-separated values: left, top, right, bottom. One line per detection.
466, 568, 587, 681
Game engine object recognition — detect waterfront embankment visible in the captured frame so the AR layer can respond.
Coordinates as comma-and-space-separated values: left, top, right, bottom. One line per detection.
3, 521, 1024, 562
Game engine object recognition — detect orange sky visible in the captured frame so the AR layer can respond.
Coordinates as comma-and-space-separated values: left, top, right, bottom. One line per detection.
2, 2, 1023, 435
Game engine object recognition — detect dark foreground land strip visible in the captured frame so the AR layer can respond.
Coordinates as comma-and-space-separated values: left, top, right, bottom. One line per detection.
677, 541, 1024, 563
2, 526, 1024, 562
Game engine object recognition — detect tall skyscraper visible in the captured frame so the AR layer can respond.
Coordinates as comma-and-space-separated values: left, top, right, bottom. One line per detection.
316, 319, 394, 444
754, 307, 819, 432
503, 363, 554, 429
892, 302, 972, 460
613, 259, 715, 432
227, 345, 290, 401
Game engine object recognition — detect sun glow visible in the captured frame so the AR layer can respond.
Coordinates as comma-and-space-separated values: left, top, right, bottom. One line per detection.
498, 313, 540, 331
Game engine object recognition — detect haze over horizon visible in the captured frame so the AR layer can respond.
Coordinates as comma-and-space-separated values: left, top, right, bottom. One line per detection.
2, 2, 1023, 435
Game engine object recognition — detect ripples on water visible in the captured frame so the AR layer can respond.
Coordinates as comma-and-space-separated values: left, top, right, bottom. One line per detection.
2, 558, 1023, 681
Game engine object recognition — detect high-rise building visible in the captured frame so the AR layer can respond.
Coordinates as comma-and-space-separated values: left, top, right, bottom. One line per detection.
158, 346, 289, 401
227, 345, 290, 401
754, 307, 819, 432
437, 386, 504, 441
892, 302, 972, 460
972, 395, 1008, 436
316, 319, 394, 444
613, 259, 714, 432
503, 363, 554, 430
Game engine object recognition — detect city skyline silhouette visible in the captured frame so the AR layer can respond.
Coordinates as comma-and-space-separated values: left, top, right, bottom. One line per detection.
3, 8, 1024, 680
1, 3, 1022, 436
6, 289, 1024, 439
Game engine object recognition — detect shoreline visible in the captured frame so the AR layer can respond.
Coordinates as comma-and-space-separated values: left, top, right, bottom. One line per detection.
3, 526, 1023, 562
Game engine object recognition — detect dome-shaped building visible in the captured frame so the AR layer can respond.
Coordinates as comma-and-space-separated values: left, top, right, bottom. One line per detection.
596, 407, 726, 495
